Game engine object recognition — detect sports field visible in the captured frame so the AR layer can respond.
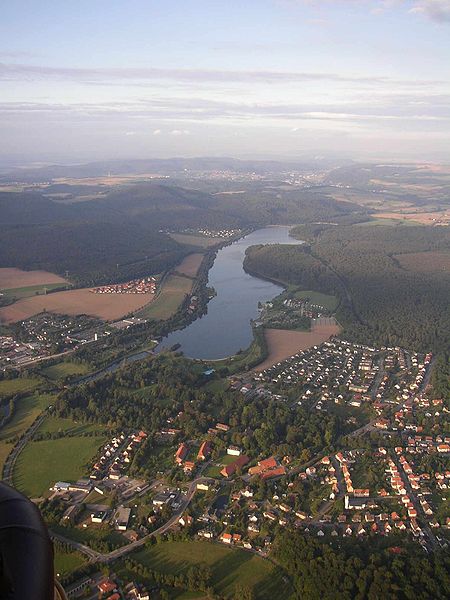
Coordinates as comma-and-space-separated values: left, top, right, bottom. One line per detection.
13, 434, 106, 497
136, 275, 193, 320
132, 540, 291, 599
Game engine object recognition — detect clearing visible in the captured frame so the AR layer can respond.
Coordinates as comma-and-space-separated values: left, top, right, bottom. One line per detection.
174, 253, 205, 278
136, 275, 193, 320
0, 268, 68, 289
0, 287, 153, 323
13, 434, 107, 497
132, 540, 290, 599
254, 321, 341, 372
291, 289, 338, 312
373, 210, 450, 226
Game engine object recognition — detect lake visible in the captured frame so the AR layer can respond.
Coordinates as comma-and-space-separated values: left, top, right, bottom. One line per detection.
157, 226, 302, 359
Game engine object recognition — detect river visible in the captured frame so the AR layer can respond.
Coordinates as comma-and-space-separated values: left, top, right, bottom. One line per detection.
157, 226, 302, 359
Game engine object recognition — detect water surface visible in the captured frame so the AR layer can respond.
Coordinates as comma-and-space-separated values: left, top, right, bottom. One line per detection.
158, 226, 302, 359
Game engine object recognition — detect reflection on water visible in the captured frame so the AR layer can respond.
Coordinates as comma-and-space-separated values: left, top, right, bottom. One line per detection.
158, 226, 302, 359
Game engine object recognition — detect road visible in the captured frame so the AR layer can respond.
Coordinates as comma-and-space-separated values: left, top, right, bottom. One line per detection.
2, 409, 49, 483
391, 454, 438, 551
50, 475, 215, 563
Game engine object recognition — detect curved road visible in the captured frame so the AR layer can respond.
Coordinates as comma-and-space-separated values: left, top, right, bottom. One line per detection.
50, 475, 215, 563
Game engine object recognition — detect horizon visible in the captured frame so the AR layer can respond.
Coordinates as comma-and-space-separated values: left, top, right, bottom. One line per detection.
2, 0, 450, 163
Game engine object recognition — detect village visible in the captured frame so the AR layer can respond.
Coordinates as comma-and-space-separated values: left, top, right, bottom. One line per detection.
44, 338, 447, 594
91, 277, 157, 295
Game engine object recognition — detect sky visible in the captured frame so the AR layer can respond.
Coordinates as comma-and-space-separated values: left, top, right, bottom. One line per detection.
1, 0, 449, 163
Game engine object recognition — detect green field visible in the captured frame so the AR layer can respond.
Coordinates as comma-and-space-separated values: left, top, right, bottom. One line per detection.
0, 377, 41, 398
13, 434, 106, 497
37, 415, 106, 436
169, 233, 221, 248
0, 392, 55, 471
0, 283, 70, 303
133, 540, 291, 599
137, 275, 193, 320
292, 289, 338, 312
54, 547, 86, 578
41, 361, 90, 380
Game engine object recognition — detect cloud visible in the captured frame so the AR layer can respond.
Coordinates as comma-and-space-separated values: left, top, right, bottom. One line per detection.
170, 129, 190, 135
152, 129, 162, 135
285, 1, 450, 23
0, 61, 445, 88
410, 0, 450, 22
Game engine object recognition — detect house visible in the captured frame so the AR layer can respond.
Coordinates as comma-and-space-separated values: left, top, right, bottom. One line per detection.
220, 455, 249, 477
197, 441, 211, 461
175, 443, 189, 464
197, 482, 210, 491
179, 514, 193, 527
261, 466, 286, 480
227, 446, 242, 456
221, 532, 233, 544
98, 580, 117, 596
216, 423, 230, 432
114, 506, 131, 531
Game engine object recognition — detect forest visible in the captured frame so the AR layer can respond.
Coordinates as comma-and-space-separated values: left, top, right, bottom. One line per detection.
274, 531, 450, 600
245, 223, 450, 356
0, 182, 364, 286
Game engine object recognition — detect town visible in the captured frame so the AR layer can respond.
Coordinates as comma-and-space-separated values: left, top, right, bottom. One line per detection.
24, 336, 445, 600
91, 277, 157, 295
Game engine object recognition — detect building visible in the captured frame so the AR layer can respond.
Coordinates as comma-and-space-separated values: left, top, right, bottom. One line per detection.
220, 455, 249, 477
114, 506, 131, 531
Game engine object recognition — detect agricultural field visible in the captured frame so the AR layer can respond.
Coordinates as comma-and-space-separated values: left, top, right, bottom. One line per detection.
13, 434, 107, 497
132, 540, 291, 600
174, 253, 205, 278
0, 377, 41, 398
255, 321, 340, 372
373, 210, 450, 226
394, 251, 450, 273
41, 361, 90, 380
170, 233, 222, 248
0, 392, 55, 470
0, 282, 70, 305
0, 268, 68, 290
136, 275, 193, 320
0, 287, 153, 323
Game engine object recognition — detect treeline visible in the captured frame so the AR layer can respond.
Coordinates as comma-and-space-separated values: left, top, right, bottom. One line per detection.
247, 223, 450, 355
274, 531, 450, 600
244, 244, 340, 294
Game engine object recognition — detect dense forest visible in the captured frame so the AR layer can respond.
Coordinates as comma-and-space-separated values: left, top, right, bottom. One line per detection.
274, 532, 450, 600
245, 223, 450, 356
0, 182, 364, 285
